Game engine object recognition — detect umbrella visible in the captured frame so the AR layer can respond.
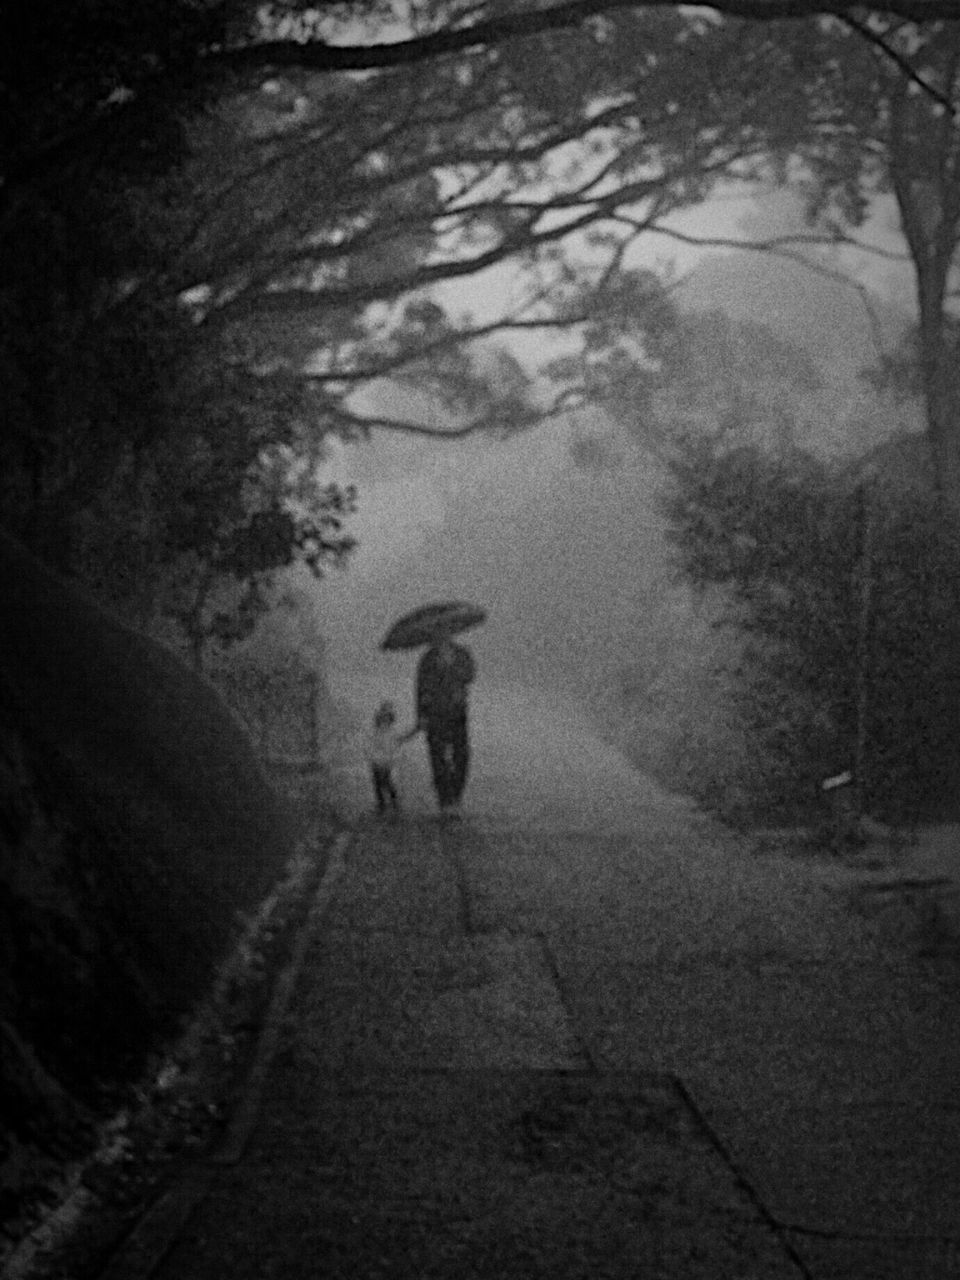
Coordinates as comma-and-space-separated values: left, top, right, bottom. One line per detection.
380, 600, 486, 651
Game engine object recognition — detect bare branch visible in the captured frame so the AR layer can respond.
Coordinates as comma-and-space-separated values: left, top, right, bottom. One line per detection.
201, 187, 641, 326
303, 309, 625, 385
202, 145, 763, 334
324, 390, 578, 439
638, 223, 911, 261
154, 88, 666, 314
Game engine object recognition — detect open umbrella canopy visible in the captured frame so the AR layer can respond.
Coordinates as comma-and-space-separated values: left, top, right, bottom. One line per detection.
381, 600, 487, 651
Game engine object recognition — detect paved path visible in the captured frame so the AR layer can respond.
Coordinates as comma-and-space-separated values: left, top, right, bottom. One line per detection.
158, 682, 960, 1278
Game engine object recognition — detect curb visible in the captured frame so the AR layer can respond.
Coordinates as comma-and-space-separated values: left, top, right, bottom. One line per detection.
212, 830, 350, 1166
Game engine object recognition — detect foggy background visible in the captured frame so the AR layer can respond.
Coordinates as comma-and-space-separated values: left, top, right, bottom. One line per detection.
292, 188, 919, 802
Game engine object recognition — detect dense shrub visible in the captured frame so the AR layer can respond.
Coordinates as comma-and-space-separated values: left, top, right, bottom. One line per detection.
663, 440, 960, 823
0, 531, 297, 1149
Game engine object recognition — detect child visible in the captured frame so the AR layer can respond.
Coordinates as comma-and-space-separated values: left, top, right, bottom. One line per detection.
365, 700, 414, 815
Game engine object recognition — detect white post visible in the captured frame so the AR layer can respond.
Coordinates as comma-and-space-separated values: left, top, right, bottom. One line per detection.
854, 481, 873, 826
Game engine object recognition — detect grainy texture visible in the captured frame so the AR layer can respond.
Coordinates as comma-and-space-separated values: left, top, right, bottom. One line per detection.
0, 531, 298, 1242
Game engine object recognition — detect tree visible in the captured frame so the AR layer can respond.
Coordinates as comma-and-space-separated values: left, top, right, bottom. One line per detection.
147, 4, 826, 436
5, 0, 958, 611
734, 16, 960, 509
0, 1, 813, 608
131, 381, 358, 666
151, 7, 960, 473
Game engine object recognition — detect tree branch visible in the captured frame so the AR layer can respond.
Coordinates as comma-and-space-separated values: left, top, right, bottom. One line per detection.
639, 223, 911, 262
201, 144, 762, 333
212, 1, 960, 80
6, 0, 956, 213
840, 14, 960, 118
201, 183, 649, 325
323, 390, 577, 439
303, 307, 628, 386
147, 79, 672, 318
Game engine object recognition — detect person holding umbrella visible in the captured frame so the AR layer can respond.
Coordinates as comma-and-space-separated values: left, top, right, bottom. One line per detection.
415, 636, 476, 815
381, 601, 484, 816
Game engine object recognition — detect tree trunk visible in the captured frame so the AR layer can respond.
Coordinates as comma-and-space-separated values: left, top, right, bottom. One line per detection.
854, 483, 873, 820
887, 61, 960, 516
917, 271, 960, 517
925, 374, 960, 517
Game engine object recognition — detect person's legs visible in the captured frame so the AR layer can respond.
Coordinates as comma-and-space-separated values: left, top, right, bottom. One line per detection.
449, 714, 470, 803
426, 726, 454, 807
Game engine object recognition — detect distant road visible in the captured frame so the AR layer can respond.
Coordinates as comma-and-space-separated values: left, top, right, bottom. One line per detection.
320, 676, 960, 1277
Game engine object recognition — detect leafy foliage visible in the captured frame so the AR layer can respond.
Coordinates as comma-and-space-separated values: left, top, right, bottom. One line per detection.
147, 414, 357, 664
664, 438, 960, 822
7, 0, 960, 664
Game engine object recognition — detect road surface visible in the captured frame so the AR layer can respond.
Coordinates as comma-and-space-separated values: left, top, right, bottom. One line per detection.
156, 681, 960, 1278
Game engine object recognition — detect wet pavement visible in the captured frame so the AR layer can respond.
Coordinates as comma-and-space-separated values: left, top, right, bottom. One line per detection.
152, 681, 960, 1277
151, 817, 797, 1279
